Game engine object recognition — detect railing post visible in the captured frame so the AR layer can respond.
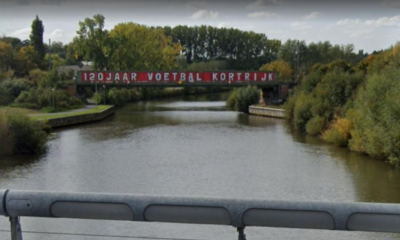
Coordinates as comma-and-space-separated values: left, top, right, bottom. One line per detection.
237, 227, 246, 240
10, 217, 23, 240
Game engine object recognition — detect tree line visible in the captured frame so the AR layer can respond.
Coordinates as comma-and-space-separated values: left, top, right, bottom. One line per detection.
1, 14, 376, 81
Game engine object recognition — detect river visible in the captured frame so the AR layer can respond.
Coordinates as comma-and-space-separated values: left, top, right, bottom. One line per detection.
1, 92, 400, 240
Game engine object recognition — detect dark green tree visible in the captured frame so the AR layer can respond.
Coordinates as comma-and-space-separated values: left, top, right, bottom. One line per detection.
30, 15, 45, 67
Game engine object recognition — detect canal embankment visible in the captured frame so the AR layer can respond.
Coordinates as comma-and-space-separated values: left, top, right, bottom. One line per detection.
30, 105, 115, 128
249, 105, 286, 119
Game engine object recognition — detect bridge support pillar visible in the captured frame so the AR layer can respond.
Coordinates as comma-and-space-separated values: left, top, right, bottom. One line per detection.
260, 86, 280, 105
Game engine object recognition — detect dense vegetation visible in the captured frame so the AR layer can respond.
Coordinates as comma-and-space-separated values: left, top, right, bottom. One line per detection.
0, 109, 47, 155
285, 44, 400, 166
226, 86, 260, 113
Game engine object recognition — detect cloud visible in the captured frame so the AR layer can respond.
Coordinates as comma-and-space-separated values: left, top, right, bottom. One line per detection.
190, 9, 219, 19
337, 19, 362, 26
247, 11, 281, 19
337, 16, 400, 28
365, 15, 400, 27
290, 21, 312, 30
344, 29, 374, 38
217, 22, 231, 28
11, 28, 30, 38
48, 29, 64, 39
247, 0, 283, 9
304, 11, 320, 20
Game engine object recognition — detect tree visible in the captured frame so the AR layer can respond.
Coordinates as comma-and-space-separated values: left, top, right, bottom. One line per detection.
30, 15, 45, 67
108, 22, 182, 70
73, 14, 110, 70
260, 60, 293, 81
12, 46, 38, 77
0, 42, 14, 71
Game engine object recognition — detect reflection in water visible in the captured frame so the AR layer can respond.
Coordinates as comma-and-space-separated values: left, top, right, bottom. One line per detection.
0, 92, 400, 240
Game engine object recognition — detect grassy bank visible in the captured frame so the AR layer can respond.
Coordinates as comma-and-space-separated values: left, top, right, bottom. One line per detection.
30, 105, 111, 121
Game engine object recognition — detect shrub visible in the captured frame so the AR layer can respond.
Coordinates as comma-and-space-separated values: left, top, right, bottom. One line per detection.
348, 66, 400, 165
0, 79, 30, 98
322, 117, 352, 147
306, 116, 327, 136
226, 89, 237, 110
0, 70, 14, 83
226, 86, 260, 113
15, 87, 83, 110
28, 69, 47, 86
0, 87, 14, 105
0, 109, 47, 155
293, 92, 313, 129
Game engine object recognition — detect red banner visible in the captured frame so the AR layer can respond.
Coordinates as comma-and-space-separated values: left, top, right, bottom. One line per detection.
79, 71, 276, 84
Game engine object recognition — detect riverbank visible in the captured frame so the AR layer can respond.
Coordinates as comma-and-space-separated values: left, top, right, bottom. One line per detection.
30, 105, 115, 128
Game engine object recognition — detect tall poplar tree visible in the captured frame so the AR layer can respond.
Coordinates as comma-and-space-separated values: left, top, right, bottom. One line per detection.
30, 15, 45, 67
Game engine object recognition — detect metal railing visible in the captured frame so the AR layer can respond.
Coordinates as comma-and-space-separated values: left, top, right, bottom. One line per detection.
2, 189, 400, 240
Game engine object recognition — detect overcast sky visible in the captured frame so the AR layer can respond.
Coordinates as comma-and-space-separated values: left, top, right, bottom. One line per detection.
0, 0, 399, 53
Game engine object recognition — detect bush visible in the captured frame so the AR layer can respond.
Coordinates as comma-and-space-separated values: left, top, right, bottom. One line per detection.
0, 87, 14, 105
0, 79, 30, 98
293, 92, 313, 129
0, 109, 47, 155
348, 67, 400, 165
15, 87, 83, 110
0, 70, 14, 83
226, 86, 260, 113
226, 89, 237, 110
322, 117, 352, 147
306, 116, 327, 136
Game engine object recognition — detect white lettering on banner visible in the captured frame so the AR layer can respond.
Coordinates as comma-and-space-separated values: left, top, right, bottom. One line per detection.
90, 73, 95, 81
254, 73, 257, 81
106, 73, 112, 81
148, 73, 153, 81
98, 73, 103, 81
212, 73, 218, 81
245, 73, 250, 81
123, 73, 128, 81
220, 73, 226, 81
155, 73, 162, 81
172, 73, 177, 81
188, 73, 194, 82
164, 73, 169, 81
261, 73, 267, 81
180, 73, 186, 81
196, 73, 202, 81
237, 73, 242, 81
115, 73, 120, 82
229, 73, 234, 81
131, 73, 137, 81
269, 73, 274, 81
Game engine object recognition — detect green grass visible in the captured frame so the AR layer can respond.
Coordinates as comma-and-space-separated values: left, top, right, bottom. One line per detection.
0, 106, 41, 115
30, 105, 112, 121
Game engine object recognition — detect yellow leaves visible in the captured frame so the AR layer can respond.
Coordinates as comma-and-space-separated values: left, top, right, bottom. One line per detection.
259, 60, 292, 81
109, 23, 182, 71
322, 116, 352, 147
0, 41, 14, 70
392, 43, 400, 57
